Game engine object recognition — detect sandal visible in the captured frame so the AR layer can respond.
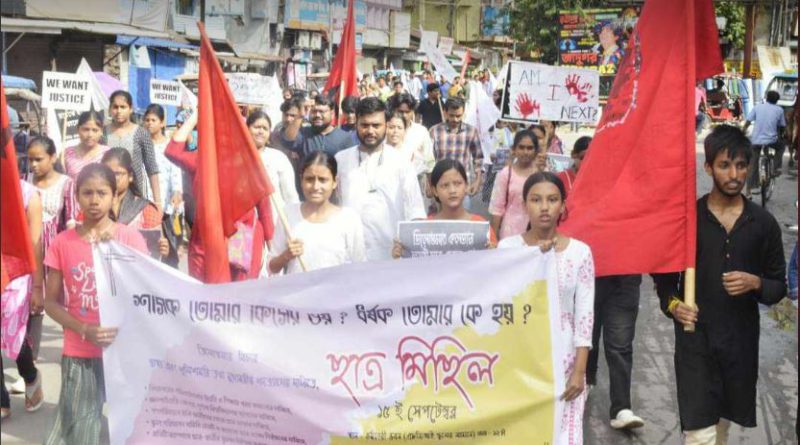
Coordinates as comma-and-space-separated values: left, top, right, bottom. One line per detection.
0, 407, 9, 420
24, 372, 43, 413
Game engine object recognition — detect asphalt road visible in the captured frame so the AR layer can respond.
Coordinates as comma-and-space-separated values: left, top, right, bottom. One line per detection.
2, 130, 797, 444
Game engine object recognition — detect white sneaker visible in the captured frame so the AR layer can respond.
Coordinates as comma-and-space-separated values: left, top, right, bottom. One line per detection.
610, 409, 645, 430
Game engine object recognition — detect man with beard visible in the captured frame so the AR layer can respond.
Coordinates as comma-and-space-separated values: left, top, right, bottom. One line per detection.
301, 95, 353, 157
335, 97, 426, 261
654, 125, 786, 445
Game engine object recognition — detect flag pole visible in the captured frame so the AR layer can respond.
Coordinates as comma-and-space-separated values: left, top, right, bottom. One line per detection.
683, 268, 696, 332
270, 194, 307, 272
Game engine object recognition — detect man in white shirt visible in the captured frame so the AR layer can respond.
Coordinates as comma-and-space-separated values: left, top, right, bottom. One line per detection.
336, 97, 426, 261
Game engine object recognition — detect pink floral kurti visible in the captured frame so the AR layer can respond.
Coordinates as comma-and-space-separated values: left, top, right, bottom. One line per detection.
498, 236, 595, 445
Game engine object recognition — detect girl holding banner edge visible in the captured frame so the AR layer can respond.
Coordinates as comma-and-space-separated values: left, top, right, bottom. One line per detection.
269, 151, 365, 274
392, 159, 496, 258
497, 172, 595, 444
43, 163, 148, 445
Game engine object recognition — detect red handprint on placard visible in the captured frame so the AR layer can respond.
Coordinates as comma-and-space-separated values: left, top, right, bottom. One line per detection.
565, 74, 593, 103
515, 93, 540, 119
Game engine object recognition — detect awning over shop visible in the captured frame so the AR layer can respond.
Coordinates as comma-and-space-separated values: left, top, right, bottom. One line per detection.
116, 35, 196, 50
1, 17, 171, 38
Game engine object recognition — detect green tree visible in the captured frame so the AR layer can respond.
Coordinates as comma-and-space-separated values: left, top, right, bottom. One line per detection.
506, 0, 602, 64
715, 0, 745, 51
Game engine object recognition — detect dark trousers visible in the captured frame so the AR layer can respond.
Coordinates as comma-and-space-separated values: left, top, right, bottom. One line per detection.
1, 340, 38, 408
587, 274, 642, 419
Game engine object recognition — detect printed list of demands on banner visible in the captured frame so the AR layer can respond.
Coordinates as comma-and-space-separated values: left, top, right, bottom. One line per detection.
138, 373, 308, 444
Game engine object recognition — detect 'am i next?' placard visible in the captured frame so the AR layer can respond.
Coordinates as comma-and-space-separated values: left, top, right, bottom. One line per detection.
501, 61, 599, 124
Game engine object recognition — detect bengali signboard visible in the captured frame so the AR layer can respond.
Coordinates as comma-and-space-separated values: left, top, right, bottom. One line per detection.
558, 7, 640, 99
96, 241, 571, 445
284, 0, 366, 32
397, 221, 490, 258
500, 61, 600, 124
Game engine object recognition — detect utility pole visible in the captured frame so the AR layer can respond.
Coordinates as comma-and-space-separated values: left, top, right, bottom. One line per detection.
200, 0, 206, 23
742, 3, 755, 79
329, 0, 334, 69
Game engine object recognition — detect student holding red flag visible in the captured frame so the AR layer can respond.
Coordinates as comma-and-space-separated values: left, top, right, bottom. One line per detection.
1, 82, 36, 291
165, 23, 273, 283
558, 0, 726, 436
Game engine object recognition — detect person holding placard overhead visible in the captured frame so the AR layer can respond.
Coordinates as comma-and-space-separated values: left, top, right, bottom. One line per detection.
269, 152, 365, 274
104, 90, 161, 211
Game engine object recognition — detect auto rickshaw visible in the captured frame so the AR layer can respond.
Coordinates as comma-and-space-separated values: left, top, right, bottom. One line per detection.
705, 74, 744, 123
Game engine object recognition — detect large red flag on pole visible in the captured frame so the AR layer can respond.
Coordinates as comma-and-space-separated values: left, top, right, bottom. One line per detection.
1, 81, 36, 290
324, 0, 359, 105
560, 0, 723, 277
196, 23, 273, 283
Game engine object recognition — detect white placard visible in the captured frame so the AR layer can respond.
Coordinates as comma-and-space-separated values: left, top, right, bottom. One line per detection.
149, 79, 182, 106
225, 73, 279, 105
41, 71, 92, 112
438, 36, 454, 56
419, 30, 438, 54
421, 38, 458, 84
501, 61, 600, 124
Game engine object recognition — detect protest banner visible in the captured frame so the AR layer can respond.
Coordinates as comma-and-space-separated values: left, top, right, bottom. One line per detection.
419, 30, 438, 54
398, 221, 489, 258
558, 7, 640, 99
438, 36, 454, 56
547, 154, 572, 173
421, 38, 458, 83
149, 79, 183, 106
41, 71, 92, 112
96, 241, 571, 445
225, 73, 281, 106
500, 61, 600, 124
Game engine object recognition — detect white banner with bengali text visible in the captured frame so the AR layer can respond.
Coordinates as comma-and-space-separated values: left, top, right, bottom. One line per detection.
96, 241, 570, 444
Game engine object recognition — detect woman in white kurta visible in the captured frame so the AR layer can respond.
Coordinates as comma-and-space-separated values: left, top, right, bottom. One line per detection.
247, 110, 300, 211
269, 151, 365, 274
497, 171, 594, 445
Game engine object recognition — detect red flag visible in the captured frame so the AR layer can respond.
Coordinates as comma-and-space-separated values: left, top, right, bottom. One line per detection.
1, 81, 36, 290
460, 49, 471, 79
324, 0, 359, 105
196, 23, 273, 283
560, 0, 723, 277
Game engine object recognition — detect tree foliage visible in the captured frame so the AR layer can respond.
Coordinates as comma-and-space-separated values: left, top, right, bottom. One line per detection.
506, 0, 602, 64
715, 0, 746, 51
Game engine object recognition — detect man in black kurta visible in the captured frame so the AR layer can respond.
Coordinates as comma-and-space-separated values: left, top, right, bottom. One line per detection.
654, 125, 786, 444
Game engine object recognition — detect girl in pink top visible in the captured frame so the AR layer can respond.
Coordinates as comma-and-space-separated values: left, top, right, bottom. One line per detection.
43, 163, 146, 445
61, 110, 110, 181
489, 130, 541, 240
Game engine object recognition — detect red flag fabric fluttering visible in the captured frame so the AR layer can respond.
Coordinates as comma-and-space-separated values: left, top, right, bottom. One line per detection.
560, 0, 723, 277
196, 22, 273, 283
460, 49, 471, 80
1, 81, 36, 290
324, 0, 359, 104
